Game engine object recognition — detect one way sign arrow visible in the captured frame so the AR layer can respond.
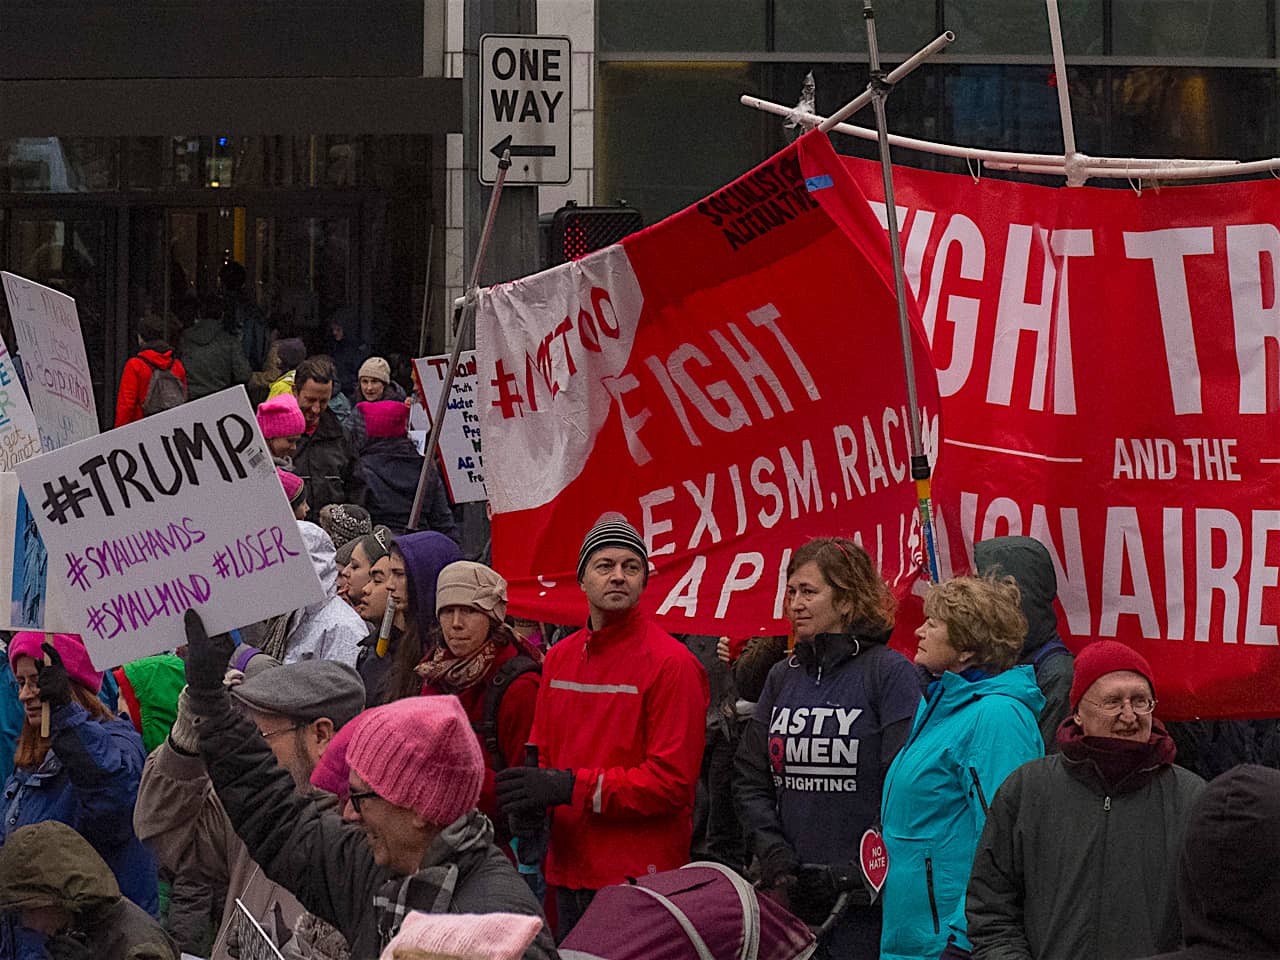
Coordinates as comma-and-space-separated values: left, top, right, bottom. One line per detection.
489, 135, 557, 160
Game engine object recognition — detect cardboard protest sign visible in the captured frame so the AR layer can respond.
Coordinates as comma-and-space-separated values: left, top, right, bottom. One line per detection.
0, 474, 75, 631
842, 157, 1280, 719
477, 131, 939, 631
0, 339, 42, 471
1, 272, 99, 451
14, 388, 324, 670
413, 351, 487, 502
232, 899, 286, 960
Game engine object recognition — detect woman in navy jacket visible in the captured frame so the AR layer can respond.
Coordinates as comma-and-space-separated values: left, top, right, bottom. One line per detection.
3, 632, 156, 958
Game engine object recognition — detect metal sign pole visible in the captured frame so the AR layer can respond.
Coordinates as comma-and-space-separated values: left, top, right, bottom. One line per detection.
407, 149, 512, 532
861, 0, 942, 581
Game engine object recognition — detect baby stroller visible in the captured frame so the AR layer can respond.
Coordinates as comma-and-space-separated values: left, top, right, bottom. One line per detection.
559, 861, 817, 960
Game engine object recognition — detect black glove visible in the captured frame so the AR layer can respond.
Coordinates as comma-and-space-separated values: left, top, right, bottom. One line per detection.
182, 609, 236, 698
792, 862, 865, 924
756, 840, 800, 889
495, 766, 574, 816
35, 642, 72, 710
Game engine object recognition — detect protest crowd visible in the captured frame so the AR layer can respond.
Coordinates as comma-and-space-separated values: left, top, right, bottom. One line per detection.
0, 259, 1277, 960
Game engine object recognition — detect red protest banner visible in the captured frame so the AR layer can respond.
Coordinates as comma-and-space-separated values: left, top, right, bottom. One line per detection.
841, 157, 1280, 719
477, 132, 939, 635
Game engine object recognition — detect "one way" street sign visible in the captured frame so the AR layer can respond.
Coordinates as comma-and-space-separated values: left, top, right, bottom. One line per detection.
480, 34, 572, 185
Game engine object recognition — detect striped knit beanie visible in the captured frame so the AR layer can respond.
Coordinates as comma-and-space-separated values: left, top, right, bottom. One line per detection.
577, 511, 648, 583
346, 695, 482, 827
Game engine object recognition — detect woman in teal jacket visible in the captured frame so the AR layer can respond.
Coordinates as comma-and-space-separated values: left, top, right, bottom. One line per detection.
880, 576, 1045, 960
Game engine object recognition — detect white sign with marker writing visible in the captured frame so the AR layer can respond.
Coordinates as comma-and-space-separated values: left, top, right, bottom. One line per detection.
480, 33, 571, 185
14, 387, 324, 669
413, 352, 487, 503
1, 272, 99, 452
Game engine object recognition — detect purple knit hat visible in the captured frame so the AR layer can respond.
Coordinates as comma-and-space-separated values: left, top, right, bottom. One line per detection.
8, 633, 103, 693
256, 393, 306, 439
346, 695, 483, 826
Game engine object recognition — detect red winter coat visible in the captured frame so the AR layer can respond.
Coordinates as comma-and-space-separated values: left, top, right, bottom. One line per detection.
529, 607, 709, 890
421, 642, 540, 829
115, 348, 187, 427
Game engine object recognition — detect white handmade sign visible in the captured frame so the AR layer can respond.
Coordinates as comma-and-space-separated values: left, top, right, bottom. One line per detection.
14, 387, 324, 669
0, 473, 76, 632
1, 272, 99, 452
0, 339, 42, 472
413, 351, 487, 503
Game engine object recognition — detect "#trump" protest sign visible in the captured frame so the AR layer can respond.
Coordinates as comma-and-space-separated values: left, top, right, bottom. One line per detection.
14, 387, 323, 669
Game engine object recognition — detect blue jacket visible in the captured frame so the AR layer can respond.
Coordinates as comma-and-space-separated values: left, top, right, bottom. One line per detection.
2, 702, 158, 958
879, 666, 1044, 960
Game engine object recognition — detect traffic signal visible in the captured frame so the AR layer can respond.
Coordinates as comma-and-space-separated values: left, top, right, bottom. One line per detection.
541, 201, 643, 269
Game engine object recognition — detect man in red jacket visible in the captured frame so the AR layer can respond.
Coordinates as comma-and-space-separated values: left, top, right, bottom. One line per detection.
115, 315, 188, 427
496, 513, 709, 940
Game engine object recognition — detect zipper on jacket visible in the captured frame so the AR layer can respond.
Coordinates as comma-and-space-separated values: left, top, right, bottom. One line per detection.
1104, 795, 1111, 811
968, 766, 989, 814
925, 856, 941, 934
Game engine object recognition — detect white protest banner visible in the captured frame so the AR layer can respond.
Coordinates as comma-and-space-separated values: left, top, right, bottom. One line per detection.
14, 387, 324, 669
1, 272, 99, 451
0, 473, 76, 632
0, 339, 42, 471
412, 351, 487, 502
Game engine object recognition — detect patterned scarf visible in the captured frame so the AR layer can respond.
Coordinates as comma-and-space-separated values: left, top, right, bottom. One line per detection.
414, 638, 498, 693
373, 811, 495, 946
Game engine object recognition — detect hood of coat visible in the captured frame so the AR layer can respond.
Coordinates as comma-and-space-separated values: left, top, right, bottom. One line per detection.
298, 519, 339, 599
1178, 763, 1280, 955
795, 629, 890, 676
922, 664, 1046, 725
397, 530, 463, 624
360, 435, 422, 463
113, 653, 185, 753
974, 536, 1060, 657
137, 346, 176, 366
182, 315, 224, 348
0, 820, 120, 918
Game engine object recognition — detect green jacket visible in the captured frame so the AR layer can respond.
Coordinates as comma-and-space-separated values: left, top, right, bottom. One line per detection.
966, 752, 1204, 960
0, 820, 176, 960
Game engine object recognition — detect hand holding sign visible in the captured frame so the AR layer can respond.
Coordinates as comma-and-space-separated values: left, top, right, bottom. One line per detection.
182, 608, 235, 698
35, 641, 72, 709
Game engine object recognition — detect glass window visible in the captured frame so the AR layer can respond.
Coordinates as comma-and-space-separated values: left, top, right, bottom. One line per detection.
774, 0, 939, 54
1104, 66, 1276, 160
598, 62, 773, 223
1111, 1, 1271, 58
599, 1, 768, 52
945, 0, 1103, 55
0, 138, 119, 192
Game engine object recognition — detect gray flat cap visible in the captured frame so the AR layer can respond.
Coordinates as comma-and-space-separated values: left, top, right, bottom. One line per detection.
231, 659, 366, 730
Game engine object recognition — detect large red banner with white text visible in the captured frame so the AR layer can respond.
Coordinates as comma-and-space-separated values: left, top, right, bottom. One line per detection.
842, 158, 1280, 719
477, 132, 938, 638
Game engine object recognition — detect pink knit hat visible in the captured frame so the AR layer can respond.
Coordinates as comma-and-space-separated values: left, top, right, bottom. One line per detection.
310, 710, 367, 804
346, 696, 483, 827
278, 468, 306, 508
359, 400, 410, 439
379, 911, 543, 960
256, 393, 306, 439
8, 633, 103, 693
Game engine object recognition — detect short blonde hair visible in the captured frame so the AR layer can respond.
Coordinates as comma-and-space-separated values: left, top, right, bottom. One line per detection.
922, 575, 1027, 673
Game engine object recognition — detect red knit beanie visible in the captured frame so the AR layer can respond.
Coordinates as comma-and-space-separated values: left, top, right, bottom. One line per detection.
1069, 640, 1155, 709
346, 696, 483, 826
8, 633, 103, 693
359, 400, 410, 439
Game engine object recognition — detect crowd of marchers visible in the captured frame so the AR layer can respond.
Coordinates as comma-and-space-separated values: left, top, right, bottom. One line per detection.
0, 297, 1275, 959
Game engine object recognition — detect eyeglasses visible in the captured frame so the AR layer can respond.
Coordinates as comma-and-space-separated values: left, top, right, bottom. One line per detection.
259, 722, 305, 741
1081, 695, 1156, 716
348, 788, 380, 815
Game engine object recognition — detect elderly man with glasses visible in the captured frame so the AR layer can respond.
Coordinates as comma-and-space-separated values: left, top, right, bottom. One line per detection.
176, 612, 555, 960
963, 641, 1205, 960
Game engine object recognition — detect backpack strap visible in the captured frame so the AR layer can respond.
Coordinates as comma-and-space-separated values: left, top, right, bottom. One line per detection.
473, 655, 540, 771
1029, 638, 1070, 673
